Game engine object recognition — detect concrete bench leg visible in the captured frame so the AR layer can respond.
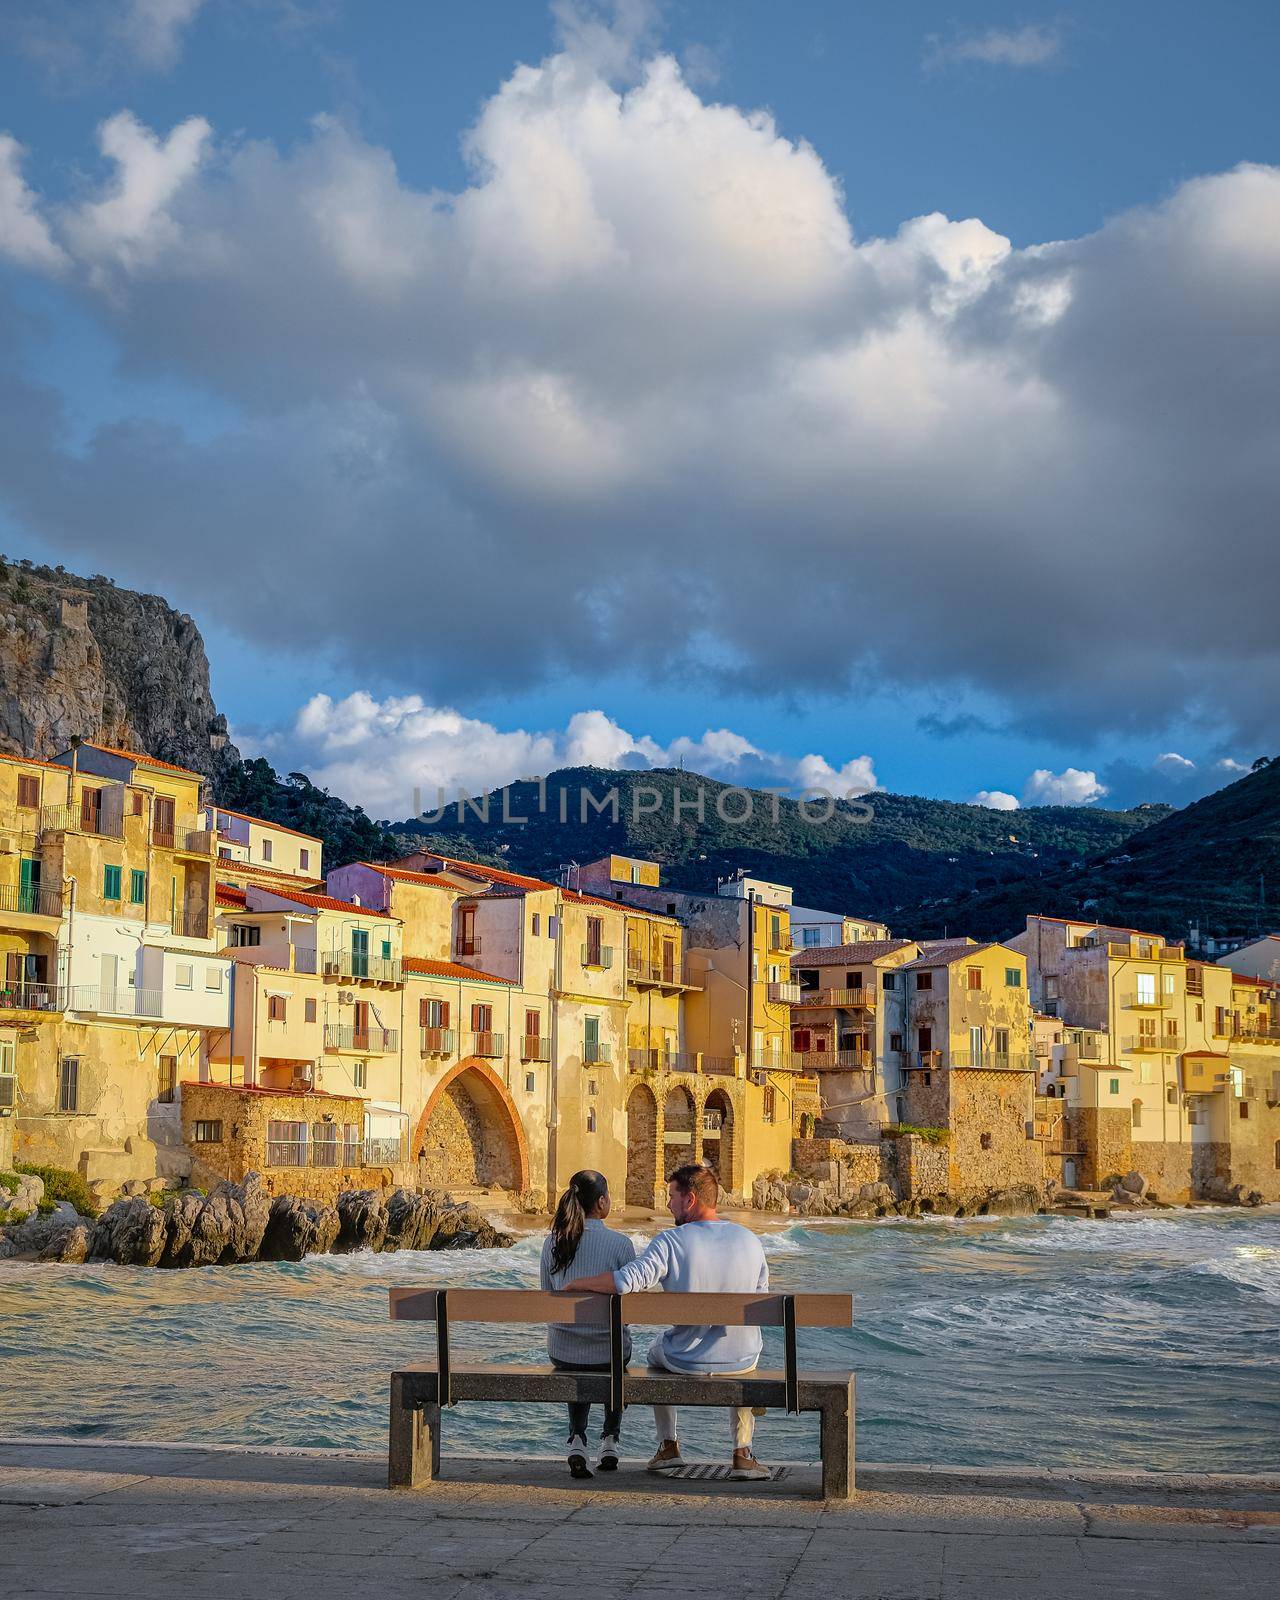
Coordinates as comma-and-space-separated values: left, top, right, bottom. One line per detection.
818, 1378, 855, 1500
388, 1377, 440, 1489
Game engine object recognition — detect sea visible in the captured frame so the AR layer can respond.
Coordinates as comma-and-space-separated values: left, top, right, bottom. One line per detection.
2, 1207, 1277, 1470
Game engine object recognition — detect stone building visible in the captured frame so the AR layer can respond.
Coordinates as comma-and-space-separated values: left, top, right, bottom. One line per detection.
181, 1080, 367, 1202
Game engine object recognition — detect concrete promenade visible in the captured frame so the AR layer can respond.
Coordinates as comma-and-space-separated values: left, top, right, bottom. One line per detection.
1, 1438, 1277, 1600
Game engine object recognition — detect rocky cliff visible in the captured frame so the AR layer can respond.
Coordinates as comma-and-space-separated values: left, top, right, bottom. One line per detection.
0, 555, 239, 782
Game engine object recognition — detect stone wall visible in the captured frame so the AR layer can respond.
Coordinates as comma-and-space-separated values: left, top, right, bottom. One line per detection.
418, 1079, 517, 1190
181, 1082, 371, 1204
1133, 1139, 1193, 1203
945, 1069, 1043, 1197
888, 1133, 950, 1200
1074, 1106, 1133, 1188
791, 1138, 881, 1192
1217, 1098, 1280, 1202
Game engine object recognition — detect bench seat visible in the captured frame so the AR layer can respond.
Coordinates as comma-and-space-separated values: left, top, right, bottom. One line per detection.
389, 1365, 855, 1500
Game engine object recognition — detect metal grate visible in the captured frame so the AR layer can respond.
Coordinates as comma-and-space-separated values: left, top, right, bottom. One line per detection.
661, 1463, 789, 1482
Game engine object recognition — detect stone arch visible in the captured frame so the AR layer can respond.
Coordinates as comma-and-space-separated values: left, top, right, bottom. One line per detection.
413, 1059, 530, 1193
701, 1086, 737, 1194
663, 1084, 697, 1167
625, 1082, 659, 1207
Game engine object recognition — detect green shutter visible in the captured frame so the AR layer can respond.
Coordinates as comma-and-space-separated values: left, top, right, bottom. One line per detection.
103, 864, 122, 900
130, 869, 147, 904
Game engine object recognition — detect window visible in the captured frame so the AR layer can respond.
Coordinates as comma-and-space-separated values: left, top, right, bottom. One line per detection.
882, 971, 896, 990
230, 924, 261, 947
218, 847, 231, 859
304, 997, 317, 1023
267, 1120, 305, 1166
421, 998, 449, 1028
131, 791, 144, 817
353, 1061, 366, 1089
525, 1009, 540, 1038
584, 1015, 602, 1062
1109, 1077, 1120, 1095
1166, 1085, 1177, 1105
531, 913, 541, 936
205, 966, 222, 991
175, 963, 193, 990
1131, 1100, 1143, 1128
471, 1002, 492, 1032
343, 1124, 361, 1166
59, 1056, 79, 1113
889, 1031, 903, 1053
1005, 968, 1022, 988
1195, 1002, 1203, 1022
586, 1107, 597, 1133
458, 906, 478, 956
1164, 973, 1176, 994
0, 1039, 15, 1108
103, 864, 122, 901
915, 972, 932, 991
993, 1028, 1009, 1057
525, 1072, 536, 1093
128, 868, 147, 905
299, 849, 310, 871
261, 839, 273, 862
311, 1122, 339, 1167
1240, 1101, 1250, 1120
769, 914, 782, 950
548, 915, 558, 937
158, 1056, 177, 1104
267, 995, 287, 1022
16, 774, 38, 809
802, 926, 821, 947
585, 915, 604, 965
1137, 972, 1156, 1005
762, 1085, 776, 1123
980, 1132, 992, 1150
966, 968, 983, 991
845, 971, 862, 990
193, 1120, 222, 1143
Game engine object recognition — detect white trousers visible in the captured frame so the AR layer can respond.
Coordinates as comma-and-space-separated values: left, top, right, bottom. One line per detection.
648, 1339, 757, 1452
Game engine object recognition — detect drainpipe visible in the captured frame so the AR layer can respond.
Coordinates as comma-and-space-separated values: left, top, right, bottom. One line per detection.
548, 888, 564, 1197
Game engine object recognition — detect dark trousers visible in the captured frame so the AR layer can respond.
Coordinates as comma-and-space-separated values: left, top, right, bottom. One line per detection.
551, 1357, 627, 1440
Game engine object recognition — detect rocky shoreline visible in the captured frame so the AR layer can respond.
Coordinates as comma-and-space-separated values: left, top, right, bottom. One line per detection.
0, 1172, 513, 1266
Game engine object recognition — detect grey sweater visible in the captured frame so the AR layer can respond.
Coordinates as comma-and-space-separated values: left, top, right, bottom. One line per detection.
540, 1219, 636, 1365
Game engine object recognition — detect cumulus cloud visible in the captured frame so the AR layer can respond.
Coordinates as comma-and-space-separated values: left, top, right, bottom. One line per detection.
246, 692, 879, 817
1100, 749, 1256, 808
1023, 767, 1108, 807
0, 136, 67, 271
924, 24, 1063, 71
0, 11, 1278, 749
971, 790, 1020, 811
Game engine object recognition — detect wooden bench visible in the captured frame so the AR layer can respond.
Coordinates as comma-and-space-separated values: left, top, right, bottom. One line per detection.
387, 1287, 856, 1499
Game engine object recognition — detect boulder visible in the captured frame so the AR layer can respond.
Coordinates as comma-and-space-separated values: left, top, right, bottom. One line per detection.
41, 1223, 92, 1263
120, 1179, 150, 1198
259, 1195, 340, 1262
90, 1196, 168, 1266
859, 1181, 895, 1204
384, 1187, 443, 1252
158, 1189, 205, 1268
1120, 1171, 1149, 1198
428, 1200, 512, 1251
2, 1212, 89, 1260
335, 1188, 389, 1253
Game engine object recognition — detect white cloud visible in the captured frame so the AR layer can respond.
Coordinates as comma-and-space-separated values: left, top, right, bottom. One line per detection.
1154, 750, 1197, 775
1023, 767, 1109, 807
971, 790, 1020, 811
0, 15, 1278, 750
253, 692, 879, 816
117, 0, 206, 70
0, 136, 67, 271
925, 24, 1063, 71
10, 0, 207, 85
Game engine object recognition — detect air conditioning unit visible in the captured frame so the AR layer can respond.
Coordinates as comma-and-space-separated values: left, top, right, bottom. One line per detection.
339, 990, 354, 1004
323, 959, 342, 977
748, 1069, 767, 1086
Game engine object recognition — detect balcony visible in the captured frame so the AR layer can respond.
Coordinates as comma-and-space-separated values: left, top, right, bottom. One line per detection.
947, 1051, 1033, 1072
467, 1030, 504, 1058
1233, 1026, 1280, 1045
420, 1026, 456, 1056
321, 953, 403, 985
41, 803, 123, 840
749, 1049, 798, 1073
791, 987, 874, 1009
584, 1040, 612, 1065
521, 1035, 551, 1062
69, 985, 164, 1018
324, 1024, 398, 1053
0, 883, 62, 919
453, 935, 482, 959
903, 1050, 942, 1070
1124, 1033, 1183, 1054
1122, 991, 1169, 1010
626, 957, 699, 990
364, 1136, 404, 1167
767, 981, 801, 1004
581, 943, 614, 970
0, 981, 65, 1014
1107, 941, 1184, 962
796, 1049, 872, 1072
176, 909, 210, 940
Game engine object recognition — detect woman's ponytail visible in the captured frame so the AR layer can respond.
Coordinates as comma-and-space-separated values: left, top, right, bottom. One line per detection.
549, 1169, 608, 1274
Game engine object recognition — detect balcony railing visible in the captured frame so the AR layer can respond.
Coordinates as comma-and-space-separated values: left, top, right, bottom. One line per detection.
1122, 991, 1169, 1010
453, 935, 482, 958
749, 1050, 799, 1072
178, 825, 216, 856
1107, 941, 1184, 961
1233, 1026, 1280, 1044
791, 987, 874, 1009
467, 1030, 504, 1057
324, 1024, 398, 1053
364, 1136, 404, 1167
767, 981, 801, 1004
69, 985, 163, 1017
947, 1051, 1033, 1072
321, 953, 403, 984
0, 982, 65, 1013
796, 1049, 872, 1072
420, 1026, 456, 1056
904, 1050, 942, 1070
0, 883, 62, 918
1124, 1033, 1183, 1054
581, 943, 614, 970
584, 1040, 612, 1064
521, 1035, 551, 1062
701, 1055, 738, 1076
41, 803, 124, 839
626, 958, 698, 989
177, 909, 209, 940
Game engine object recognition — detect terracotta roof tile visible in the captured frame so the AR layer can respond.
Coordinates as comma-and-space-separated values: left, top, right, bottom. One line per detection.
251, 886, 394, 919
210, 807, 324, 844
0, 749, 64, 772
402, 956, 515, 985
792, 939, 914, 967
902, 941, 1007, 970
73, 742, 204, 778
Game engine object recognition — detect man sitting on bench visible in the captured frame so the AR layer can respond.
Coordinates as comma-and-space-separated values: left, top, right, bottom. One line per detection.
567, 1161, 771, 1481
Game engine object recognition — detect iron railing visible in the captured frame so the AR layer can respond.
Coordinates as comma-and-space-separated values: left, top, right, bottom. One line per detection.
947, 1051, 1033, 1072
420, 1026, 456, 1055
69, 985, 163, 1017
0, 982, 65, 1012
584, 1040, 612, 1064
791, 987, 875, 1009
1124, 1033, 1183, 1053
266, 1137, 307, 1168
41, 803, 124, 839
0, 883, 62, 918
795, 1049, 872, 1071
521, 1035, 551, 1061
767, 982, 802, 1004
364, 1136, 403, 1166
321, 953, 402, 984
467, 1030, 504, 1057
1121, 991, 1169, 1010
292, 947, 318, 974
324, 1024, 398, 1053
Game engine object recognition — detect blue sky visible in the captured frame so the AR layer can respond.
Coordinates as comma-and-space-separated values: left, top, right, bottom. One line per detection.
0, 1, 1276, 818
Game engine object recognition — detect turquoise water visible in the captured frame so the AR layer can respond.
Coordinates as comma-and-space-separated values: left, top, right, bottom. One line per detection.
1, 1208, 1277, 1470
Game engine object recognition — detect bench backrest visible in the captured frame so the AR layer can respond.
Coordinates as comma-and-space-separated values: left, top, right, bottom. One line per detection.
389, 1288, 851, 1326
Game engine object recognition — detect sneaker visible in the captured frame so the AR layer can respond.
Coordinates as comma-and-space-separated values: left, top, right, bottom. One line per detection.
567, 1434, 593, 1479
728, 1450, 770, 1481
597, 1435, 620, 1472
646, 1440, 684, 1473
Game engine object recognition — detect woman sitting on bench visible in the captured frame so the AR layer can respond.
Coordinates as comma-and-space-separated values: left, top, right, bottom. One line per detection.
540, 1170, 636, 1478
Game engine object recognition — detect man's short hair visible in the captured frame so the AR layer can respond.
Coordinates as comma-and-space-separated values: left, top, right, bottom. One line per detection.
668, 1162, 719, 1206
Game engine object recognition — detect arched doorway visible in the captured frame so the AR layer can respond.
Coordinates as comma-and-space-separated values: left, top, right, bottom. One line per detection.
625, 1083, 658, 1206
701, 1088, 735, 1189
413, 1061, 529, 1194
663, 1084, 697, 1169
